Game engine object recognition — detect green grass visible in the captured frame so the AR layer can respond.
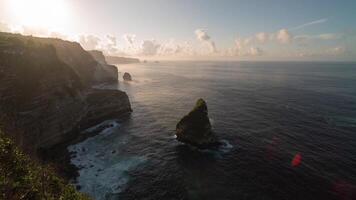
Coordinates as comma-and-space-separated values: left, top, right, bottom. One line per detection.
0, 131, 90, 200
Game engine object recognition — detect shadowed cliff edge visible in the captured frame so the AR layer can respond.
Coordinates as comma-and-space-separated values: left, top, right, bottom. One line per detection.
0, 32, 132, 180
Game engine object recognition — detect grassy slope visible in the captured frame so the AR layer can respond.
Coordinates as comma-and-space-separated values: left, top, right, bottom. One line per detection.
0, 131, 90, 200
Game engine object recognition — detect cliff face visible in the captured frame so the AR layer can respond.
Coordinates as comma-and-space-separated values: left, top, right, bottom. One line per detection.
88, 50, 118, 83
0, 32, 131, 150
88, 50, 106, 64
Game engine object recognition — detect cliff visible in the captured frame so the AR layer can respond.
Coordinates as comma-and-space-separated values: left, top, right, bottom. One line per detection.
0, 32, 131, 151
88, 50, 118, 83
106, 55, 140, 64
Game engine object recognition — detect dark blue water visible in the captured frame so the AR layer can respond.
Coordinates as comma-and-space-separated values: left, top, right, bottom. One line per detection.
69, 61, 356, 200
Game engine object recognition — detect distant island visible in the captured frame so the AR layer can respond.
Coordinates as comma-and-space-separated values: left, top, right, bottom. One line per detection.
105, 55, 140, 64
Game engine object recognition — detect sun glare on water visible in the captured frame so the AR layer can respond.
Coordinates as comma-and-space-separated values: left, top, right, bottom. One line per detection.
9, 0, 70, 32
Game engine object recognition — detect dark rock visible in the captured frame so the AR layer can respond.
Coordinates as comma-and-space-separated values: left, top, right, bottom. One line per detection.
176, 99, 220, 148
111, 150, 116, 154
123, 72, 132, 81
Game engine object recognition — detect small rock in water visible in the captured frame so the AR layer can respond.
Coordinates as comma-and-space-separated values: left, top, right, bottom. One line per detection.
176, 98, 221, 148
123, 72, 132, 81
111, 150, 116, 154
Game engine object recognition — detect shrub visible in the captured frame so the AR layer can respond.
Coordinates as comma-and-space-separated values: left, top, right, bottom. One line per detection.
0, 131, 90, 200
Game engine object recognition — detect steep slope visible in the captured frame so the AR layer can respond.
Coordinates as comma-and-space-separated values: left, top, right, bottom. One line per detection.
88, 50, 118, 83
0, 131, 90, 200
0, 32, 131, 151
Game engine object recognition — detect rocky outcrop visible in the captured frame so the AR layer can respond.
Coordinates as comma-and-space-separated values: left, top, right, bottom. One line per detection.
123, 72, 132, 81
176, 99, 220, 148
106, 56, 140, 64
88, 50, 107, 65
0, 32, 131, 150
79, 89, 132, 130
88, 50, 118, 83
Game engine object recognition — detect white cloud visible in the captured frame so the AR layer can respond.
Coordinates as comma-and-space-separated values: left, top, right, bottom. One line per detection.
277, 29, 292, 44
195, 29, 211, 41
255, 32, 269, 43
297, 46, 348, 58
79, 35, 101, 50
327, 46, 347, 55
106, 35, 117, 46
140, 40, 161, 56
123, 34, 136, 46
295, 33, 341, 42
0, 22, 10, 32
233, 37, 264, 57
247, 47, 263, 56
195, 29, 217, 53
103, 35, 119, 55
22, 26, 50, 37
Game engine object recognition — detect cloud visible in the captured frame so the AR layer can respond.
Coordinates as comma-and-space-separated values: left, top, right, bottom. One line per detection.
297, 46, 348, 58
327, 46, 347, 55
103, 35, 120, 55
195, 29, 211, 41
277, 29, 293, 44
106, 35, 117, 46
123, 34, 136, 46
50, 32, 69, 40
0, 22, 10, 32
295, 33, 341, 41
233, 38, 264, 56
207, 41, 217, 53
291, 18, 328, 30
140, 40, 161, 56
247, 47, 263, 56
22, 26, 50, 37
255, 32, 269, 43
79, 35, 101, 50
195, 29, 217, 53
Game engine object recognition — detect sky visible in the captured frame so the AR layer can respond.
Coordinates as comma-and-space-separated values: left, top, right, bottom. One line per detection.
1, 0, 356, 61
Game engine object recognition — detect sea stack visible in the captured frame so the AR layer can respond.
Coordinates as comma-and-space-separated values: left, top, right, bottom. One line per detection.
123, 72, 132, 81
176, 98, 220, 148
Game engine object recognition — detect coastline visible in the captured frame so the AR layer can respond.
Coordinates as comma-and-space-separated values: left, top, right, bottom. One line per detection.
39, 112, 132, 183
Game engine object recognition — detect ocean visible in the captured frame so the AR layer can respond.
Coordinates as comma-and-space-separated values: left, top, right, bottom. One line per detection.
68, 61, 356, 200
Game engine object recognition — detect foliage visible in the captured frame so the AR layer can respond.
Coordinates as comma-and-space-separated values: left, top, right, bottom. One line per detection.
0, 131, 90, 200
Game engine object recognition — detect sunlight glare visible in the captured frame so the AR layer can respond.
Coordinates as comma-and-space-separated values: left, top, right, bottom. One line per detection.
9, 0, 70, 31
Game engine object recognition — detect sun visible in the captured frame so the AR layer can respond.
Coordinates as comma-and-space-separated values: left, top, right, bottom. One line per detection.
9, 0, 70, 32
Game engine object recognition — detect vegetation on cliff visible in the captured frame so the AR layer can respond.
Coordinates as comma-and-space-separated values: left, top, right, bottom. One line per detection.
0, 131, 90, 200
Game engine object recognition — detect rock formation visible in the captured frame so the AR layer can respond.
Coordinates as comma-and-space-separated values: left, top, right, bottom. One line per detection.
176, 99, 220, 148
123, 72, 132, 81
88, 50, 118, 83
0, 32, 131, 151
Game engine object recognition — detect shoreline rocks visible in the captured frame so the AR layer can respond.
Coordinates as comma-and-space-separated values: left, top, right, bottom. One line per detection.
123, 72, 132, 81
176, 99, 220, 148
